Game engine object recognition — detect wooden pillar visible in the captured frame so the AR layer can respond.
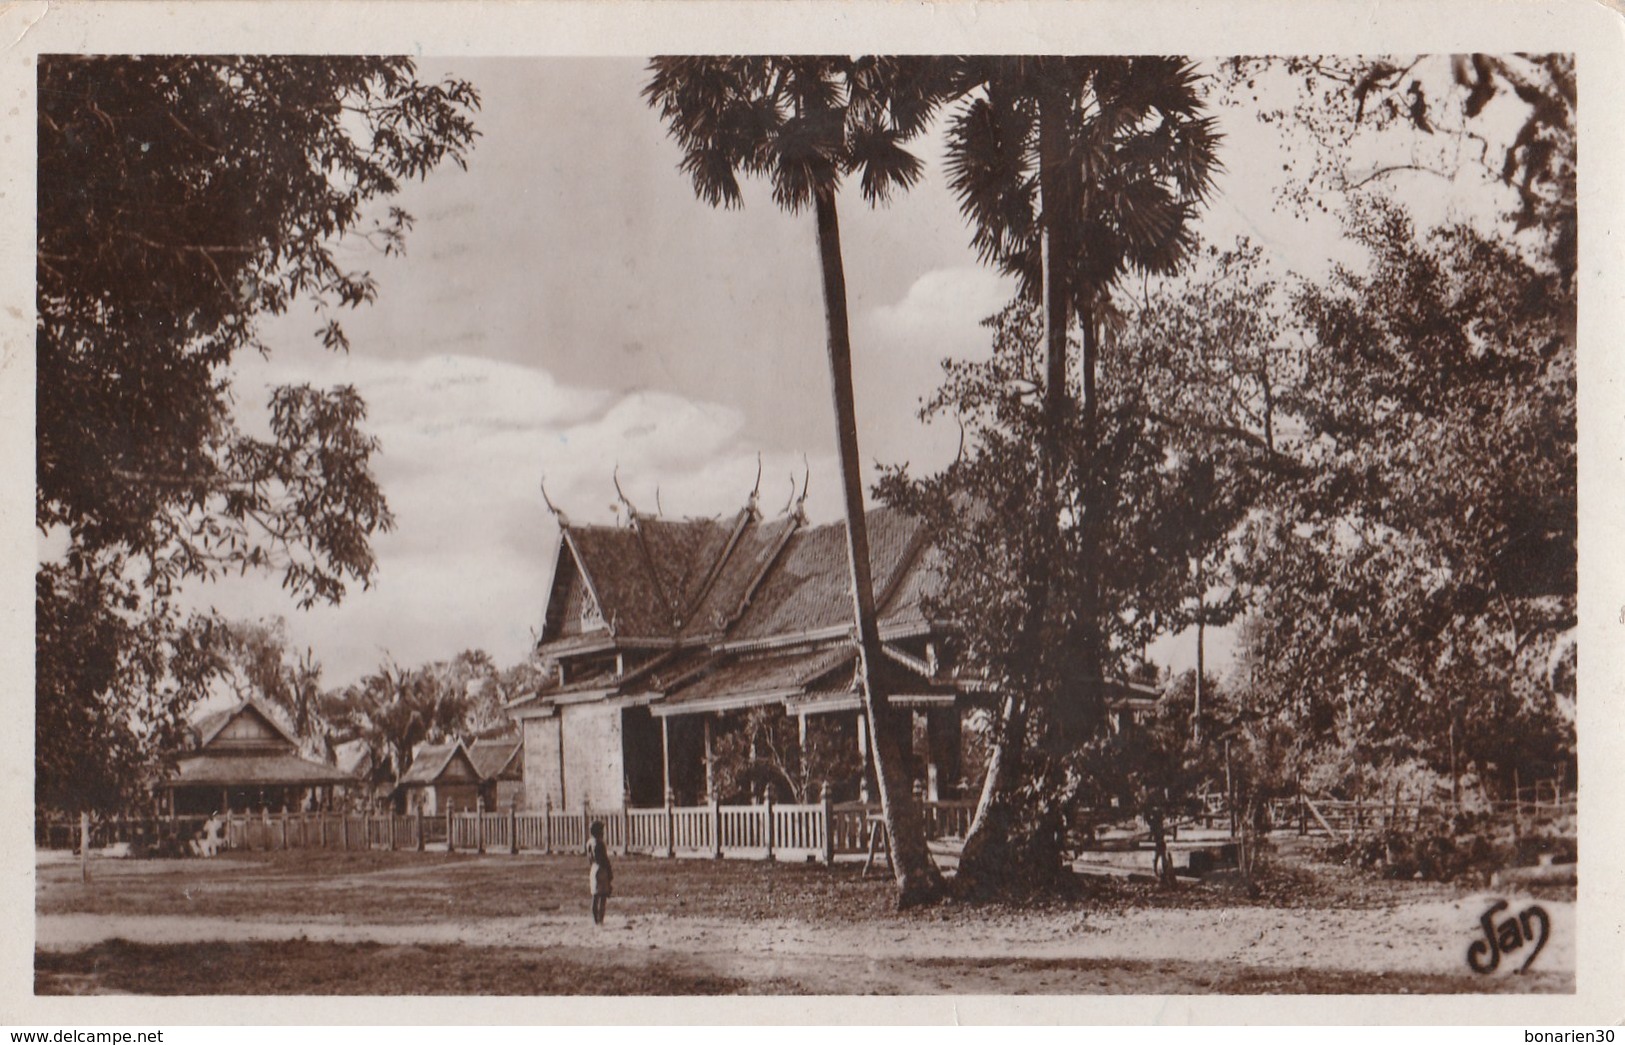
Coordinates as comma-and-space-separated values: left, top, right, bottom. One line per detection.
556, 716, 567, 810
340, 813, 349, 850
820, 783, 835, 867
856, 712, 871, 804
509, 796, 520, 856
661, 716, 673, 808
709, 793, 722, 860
80, 811, 90, 883
416, 808, 425, 852
765, 791, 776, 861
543, 796, 553, 854
664, 793, 676, 859
703, 717, 715, 800
445, 801, 455, 853
387, 809, 396, 851
221, 786, 230, 814
476, 798, 486, 854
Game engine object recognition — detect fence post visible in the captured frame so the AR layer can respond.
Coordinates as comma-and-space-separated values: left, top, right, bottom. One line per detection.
582, 799, 590, 853
509, 796, 520, 855
80, 811, 90, 882
820, 783, 835, 867
387, 809, 396, 851
709, 794, 722, 859
765, 791, 776, 861
543, 796, 553, 854
446, 801, 456, 854
664, 792, 676, 859
416, 808, 425, 852
340, 813, 349, 851
476, 798, 486, 854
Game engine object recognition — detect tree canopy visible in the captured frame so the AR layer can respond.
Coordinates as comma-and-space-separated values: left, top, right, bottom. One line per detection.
35, 56, 480, 812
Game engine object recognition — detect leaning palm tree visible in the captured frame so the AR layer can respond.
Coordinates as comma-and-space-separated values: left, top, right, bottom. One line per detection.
644, 56, 945, 906
941, 57, 1221, 888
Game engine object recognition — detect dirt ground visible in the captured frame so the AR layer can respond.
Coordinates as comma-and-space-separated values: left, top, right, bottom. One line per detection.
34, 849, 1575, 995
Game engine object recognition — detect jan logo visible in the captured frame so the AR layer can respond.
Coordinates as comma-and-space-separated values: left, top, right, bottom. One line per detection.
1467, 899, 1550, 974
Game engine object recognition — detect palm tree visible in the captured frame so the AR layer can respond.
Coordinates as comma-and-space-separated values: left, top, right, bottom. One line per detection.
644, 56, 945, 906
326, 659, 473, 805
941, 57, 1221, 886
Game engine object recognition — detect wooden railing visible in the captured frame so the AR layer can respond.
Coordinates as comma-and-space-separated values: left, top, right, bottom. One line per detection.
38, 797, 981, 867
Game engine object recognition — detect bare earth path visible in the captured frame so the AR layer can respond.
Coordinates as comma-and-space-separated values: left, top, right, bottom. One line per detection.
34, 850, 1574, 994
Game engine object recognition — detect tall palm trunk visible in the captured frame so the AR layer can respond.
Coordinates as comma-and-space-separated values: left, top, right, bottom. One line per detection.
1075, 299, 1105, 733
958, 70, 1077, 889
813, 187, 942, 907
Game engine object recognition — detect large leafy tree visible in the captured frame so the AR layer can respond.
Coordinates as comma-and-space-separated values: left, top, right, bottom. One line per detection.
1238, 203, 1575, 795
1217, 53, 1577, 800
1116, 241, 1300, 742
644, 56, 945, 906
879, 299, 1234, 890
36, 57, 480, 812
932, 58, 1220, 890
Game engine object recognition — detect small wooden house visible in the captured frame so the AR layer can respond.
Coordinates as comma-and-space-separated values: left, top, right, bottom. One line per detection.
164, 699, 354, 815
396, 740, 484, 815
470, 735, 525, 810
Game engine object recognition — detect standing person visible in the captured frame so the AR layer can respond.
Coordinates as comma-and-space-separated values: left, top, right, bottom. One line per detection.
586, 820, 613, 925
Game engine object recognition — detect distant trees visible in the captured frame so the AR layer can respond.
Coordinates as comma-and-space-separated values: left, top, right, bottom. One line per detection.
320, 649, 524, 796
35, 56, 480, 813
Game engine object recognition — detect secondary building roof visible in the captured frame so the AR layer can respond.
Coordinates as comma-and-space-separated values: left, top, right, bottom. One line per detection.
397, 740, 482, 788
167, 700, 354, 791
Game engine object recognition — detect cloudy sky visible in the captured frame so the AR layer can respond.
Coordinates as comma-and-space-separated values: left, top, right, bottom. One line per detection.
181, 57, 1509, 687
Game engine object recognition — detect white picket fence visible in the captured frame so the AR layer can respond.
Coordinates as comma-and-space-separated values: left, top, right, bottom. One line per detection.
48, 798, 976, 865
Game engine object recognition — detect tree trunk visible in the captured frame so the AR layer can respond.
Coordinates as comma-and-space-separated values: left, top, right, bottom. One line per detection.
956, 69, 1079, 892
812, 188, 941, 907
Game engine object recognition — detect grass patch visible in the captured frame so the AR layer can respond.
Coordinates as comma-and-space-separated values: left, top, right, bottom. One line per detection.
38, 850, 904, 926
40, 846, 1512, 928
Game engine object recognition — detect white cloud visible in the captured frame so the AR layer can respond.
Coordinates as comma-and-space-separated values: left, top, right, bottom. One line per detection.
866, 265, 1014, 351
185, 349, 853, 687
852, 265, 1017, 476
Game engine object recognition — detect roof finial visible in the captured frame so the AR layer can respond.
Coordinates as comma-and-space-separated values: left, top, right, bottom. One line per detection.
655, 485, 665, 518
746, 452, 763, 520
792, 454, 810, 523
613, 465, 640, 526
780, 473, 797, 516
539, 475, 571, 528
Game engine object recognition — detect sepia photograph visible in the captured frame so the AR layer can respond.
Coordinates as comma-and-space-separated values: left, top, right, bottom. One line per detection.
9, 0, 1620, 1021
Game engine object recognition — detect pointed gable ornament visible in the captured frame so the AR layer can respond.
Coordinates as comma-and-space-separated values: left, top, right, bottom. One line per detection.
746, 452, 763, 521
539, 476, 571, 528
